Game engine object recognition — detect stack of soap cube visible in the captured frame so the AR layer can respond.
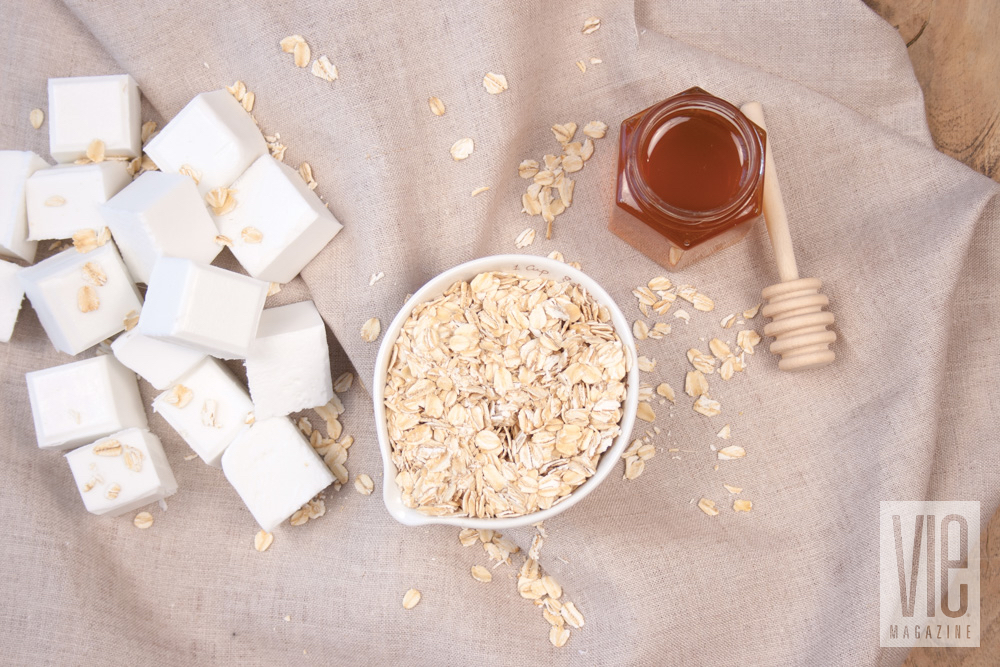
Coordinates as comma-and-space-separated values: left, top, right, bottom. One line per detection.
10, 73, 345, 527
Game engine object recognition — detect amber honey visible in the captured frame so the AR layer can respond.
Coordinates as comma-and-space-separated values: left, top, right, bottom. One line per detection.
610, 87, 767, 270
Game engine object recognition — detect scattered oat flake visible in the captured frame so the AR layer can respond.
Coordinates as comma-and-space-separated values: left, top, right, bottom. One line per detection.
734, 499, 753, 512
656, 383, 675, 402
709, 338, 732, 360
482, 72, 508, 94
450, 138, 474, 161
743, 304, 761, 319
515, 227, 536, 249
86, 139, 105, 163
402, 589, 422, 609
724, 484, 742, 494
369, 272, 384, 286
562, 602, 585, 628
674, 308, 690, 323
94, 439, 123, 456
361, 317, 381, 342
471, 186, 490, 197
241, 227, 263, 244
718, 445, 746, 460
471, 565, 493, 583
77, 286, 99, 313
582, 16, 601, 34
82, 262, 107, 286
183, 453, 199, 461
737, 329, 762, 354
550, 625, 571, 648
123, 445, 144, 472
334, 372, 353, 393
29, 108, 44, 129
698, 498, 719, 516
206, 187, 237, 215
254, 530, 274, 552
518, 159, 539, 179
632, 320, 648, 340
717, 424, 731, 439
623, 455, 644, 480
44, 195, 65, 207
693, 293, 715, 312
72, 229, 99, 253
583, 121, 608, 139
651, 322, 671, 337
165, 384, 194, 408
576, 60, 587, 73
123, 310, 139, 331
427, 96, 445, 116
133, 512, 153, 529
241, 91, 255, 112
687, 349, 716, 374
178, 164, 201, 184
637, 356, 656, 372
280, 35, 303, 52
215, 235, 233, 247
141, 121, 157, 143
721, 313, 736, 329
693, 395, 721, 417
106, 484, 121, 500
636, 402, 656, 422
354, 473, 374, 495
551, 122, 577, 144
589, 57, 602, 65
292, 40, 311, 68
311, 55, 338, 81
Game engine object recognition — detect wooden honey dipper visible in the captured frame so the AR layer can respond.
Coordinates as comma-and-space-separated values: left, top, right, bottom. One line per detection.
740, 102, 836, 371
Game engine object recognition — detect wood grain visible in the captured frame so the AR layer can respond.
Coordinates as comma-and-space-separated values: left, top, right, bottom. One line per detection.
866, 0, 1000, 182
864, 2, 1000, 662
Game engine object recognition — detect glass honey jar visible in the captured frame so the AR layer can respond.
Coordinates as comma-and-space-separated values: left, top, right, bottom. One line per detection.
609, 87, 767, 270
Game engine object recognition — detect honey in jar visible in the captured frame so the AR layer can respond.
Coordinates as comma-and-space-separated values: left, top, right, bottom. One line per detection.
609, 87, 767, 270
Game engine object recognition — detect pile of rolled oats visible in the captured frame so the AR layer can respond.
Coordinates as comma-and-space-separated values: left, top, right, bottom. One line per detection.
622, 270, 763, 514
385, 271, 631, 519
459, 523, 585, 647
519, 120, 608, 240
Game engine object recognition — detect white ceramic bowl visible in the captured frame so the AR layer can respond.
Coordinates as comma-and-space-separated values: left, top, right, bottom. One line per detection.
373, 254, 639, 529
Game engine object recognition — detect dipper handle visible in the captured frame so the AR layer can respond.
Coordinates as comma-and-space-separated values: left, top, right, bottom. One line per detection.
740, 102, 799, 283
740, 101, 837, 371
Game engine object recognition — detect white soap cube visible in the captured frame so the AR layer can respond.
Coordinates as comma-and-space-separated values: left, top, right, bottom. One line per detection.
152, 357, 254, 467
111, 328, 206, 390
0, 150, 48, 262
19, 243, 143, 355
215, 156, 342, 283
66, 428, 178, 517
222, 417, 335, 531
143, 90, 267, 196
48, 74, 142, 163
26, 162, 131, 241
245, 301, 333, 420
0, 260, 24, 343
138, 258, 268, 359
102, 172, 222, 283
27, 355, 148, 450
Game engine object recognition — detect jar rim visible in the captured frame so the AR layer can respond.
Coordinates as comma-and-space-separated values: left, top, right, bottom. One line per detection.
625, 89, 765, 232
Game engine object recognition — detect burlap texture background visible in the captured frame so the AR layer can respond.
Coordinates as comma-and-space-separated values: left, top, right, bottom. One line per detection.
1, 1, 998, 665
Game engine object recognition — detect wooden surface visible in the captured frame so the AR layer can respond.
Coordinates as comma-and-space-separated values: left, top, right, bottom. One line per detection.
863, 1, 1000, 664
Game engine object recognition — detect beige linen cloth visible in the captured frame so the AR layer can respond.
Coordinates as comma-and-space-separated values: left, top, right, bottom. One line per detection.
2, 1, 998, 665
